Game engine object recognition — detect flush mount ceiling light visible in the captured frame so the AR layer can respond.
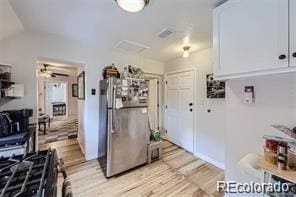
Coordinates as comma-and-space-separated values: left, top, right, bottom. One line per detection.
115, 0, 150, 13
183, 46, 191, 58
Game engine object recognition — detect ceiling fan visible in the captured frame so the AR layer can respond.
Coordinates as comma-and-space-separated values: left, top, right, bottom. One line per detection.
40, 64, 70, 78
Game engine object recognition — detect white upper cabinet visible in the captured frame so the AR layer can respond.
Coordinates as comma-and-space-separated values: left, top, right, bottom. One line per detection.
213, 0, 296, 80
291, 0, 296, 67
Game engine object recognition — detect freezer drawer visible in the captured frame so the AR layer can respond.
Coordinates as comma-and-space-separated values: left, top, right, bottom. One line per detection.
106, 107, 150, 177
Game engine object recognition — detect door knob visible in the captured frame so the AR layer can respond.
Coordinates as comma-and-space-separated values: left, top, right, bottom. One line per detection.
292, 52, 296, 58
189, 103, 193, 106
190, 109, 193, 112
279, 54, 287, 60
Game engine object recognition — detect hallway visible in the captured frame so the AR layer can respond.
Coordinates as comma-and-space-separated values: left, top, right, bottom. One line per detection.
38, 116, 78, 144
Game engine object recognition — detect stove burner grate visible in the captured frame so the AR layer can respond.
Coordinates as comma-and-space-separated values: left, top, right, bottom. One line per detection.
0, 149, 57, 197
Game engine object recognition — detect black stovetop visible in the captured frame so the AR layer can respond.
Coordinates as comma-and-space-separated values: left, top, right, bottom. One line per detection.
0, 149, 58, 197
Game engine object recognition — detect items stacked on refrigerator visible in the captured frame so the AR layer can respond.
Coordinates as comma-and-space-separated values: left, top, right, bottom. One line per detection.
102, 64, 120, 79
102, 64, 145, 80
121, 65, 144, 79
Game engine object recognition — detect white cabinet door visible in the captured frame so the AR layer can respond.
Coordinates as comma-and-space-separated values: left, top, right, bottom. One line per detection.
166, 71, 194, 153
214, 0, 289, 77
290, 0, 296, 67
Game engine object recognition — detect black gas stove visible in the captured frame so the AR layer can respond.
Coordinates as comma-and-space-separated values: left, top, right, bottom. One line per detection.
0, 149, 58, 197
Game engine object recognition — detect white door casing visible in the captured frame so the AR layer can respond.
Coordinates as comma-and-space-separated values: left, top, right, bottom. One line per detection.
165, 70, 195, 153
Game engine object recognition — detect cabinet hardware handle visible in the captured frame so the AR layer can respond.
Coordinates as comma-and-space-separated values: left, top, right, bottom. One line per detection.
279, 54, 287, 60
292, 52, 296, 58
189, 103, 193, 106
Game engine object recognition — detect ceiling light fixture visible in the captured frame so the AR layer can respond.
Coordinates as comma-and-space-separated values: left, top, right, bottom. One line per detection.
183, 36, 190, 44
183, 46, 191, 58
39, 72, 51, 78
115, 0, 150, 13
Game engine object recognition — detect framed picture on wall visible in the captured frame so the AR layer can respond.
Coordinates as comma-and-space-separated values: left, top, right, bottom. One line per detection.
206, 73, 225, 98
77, 71, 85, 100
72, 84, 78, 97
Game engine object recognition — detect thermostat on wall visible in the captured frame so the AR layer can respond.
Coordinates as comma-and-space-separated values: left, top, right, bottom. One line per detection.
244, 86, 254, 104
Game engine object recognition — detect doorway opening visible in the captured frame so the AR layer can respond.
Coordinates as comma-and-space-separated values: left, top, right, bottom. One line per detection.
44, 81, 67, 119
36, 57, 83, 146
145, 74, 162, 132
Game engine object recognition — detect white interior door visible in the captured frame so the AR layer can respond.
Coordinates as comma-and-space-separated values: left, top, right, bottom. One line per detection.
166, 70, 194, 152
148, 79, 159, 130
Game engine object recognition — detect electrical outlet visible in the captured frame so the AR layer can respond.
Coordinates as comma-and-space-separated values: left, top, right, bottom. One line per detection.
91, 89, 96, 95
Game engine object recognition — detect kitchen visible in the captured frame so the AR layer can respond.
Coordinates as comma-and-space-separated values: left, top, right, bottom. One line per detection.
0, 0, 296, 196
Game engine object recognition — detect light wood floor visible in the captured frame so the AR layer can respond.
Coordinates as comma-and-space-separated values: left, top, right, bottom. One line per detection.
39, 139, 224, 197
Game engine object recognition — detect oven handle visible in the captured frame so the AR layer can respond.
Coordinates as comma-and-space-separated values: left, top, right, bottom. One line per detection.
58, 159, 73, 197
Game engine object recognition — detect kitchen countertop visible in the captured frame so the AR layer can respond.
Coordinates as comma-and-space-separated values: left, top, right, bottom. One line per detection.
257, 157, 296, 183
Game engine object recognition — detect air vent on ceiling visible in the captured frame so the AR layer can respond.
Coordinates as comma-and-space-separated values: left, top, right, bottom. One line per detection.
115, 40, 150, 53
156, 28, 175, 39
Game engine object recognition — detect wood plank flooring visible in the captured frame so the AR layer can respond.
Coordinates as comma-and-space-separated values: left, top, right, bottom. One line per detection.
39, 139, 224, 197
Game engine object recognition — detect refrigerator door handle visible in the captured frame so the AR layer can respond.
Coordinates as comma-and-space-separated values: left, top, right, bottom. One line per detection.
111, 109, 116, 134
111, 85, 116, 134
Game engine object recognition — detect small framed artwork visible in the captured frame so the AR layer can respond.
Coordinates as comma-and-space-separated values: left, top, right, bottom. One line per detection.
206, 74, 225, 98
77, 71, 85, 100
72, 84, 78, 97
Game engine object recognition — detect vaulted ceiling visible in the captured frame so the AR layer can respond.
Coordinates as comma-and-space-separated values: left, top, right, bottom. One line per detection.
0, 0, 23, 41
3, 0, 226, 62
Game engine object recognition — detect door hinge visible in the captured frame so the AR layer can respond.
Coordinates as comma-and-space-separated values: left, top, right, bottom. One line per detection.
165, 81, 168, 85
165, 105, 167, 109
165, 129, 168, 133
157, 104, 160, 108
157, 81, 159, 85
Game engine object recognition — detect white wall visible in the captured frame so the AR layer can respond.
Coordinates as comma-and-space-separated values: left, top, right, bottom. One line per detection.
0, 42, 3, 62
225, 74, 296, 192
165, 48, 225, 169
0, 31, 164, 160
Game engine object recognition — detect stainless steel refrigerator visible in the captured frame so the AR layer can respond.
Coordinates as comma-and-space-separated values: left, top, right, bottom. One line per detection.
98, 78, 150, 177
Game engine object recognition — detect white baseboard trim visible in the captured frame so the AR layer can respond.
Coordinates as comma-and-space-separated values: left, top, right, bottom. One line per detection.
77, 136, 85, 155
194, 152, 225, 170
77, 136, 97, 161
85, 154, 98, 161
77, 140, 85, 154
